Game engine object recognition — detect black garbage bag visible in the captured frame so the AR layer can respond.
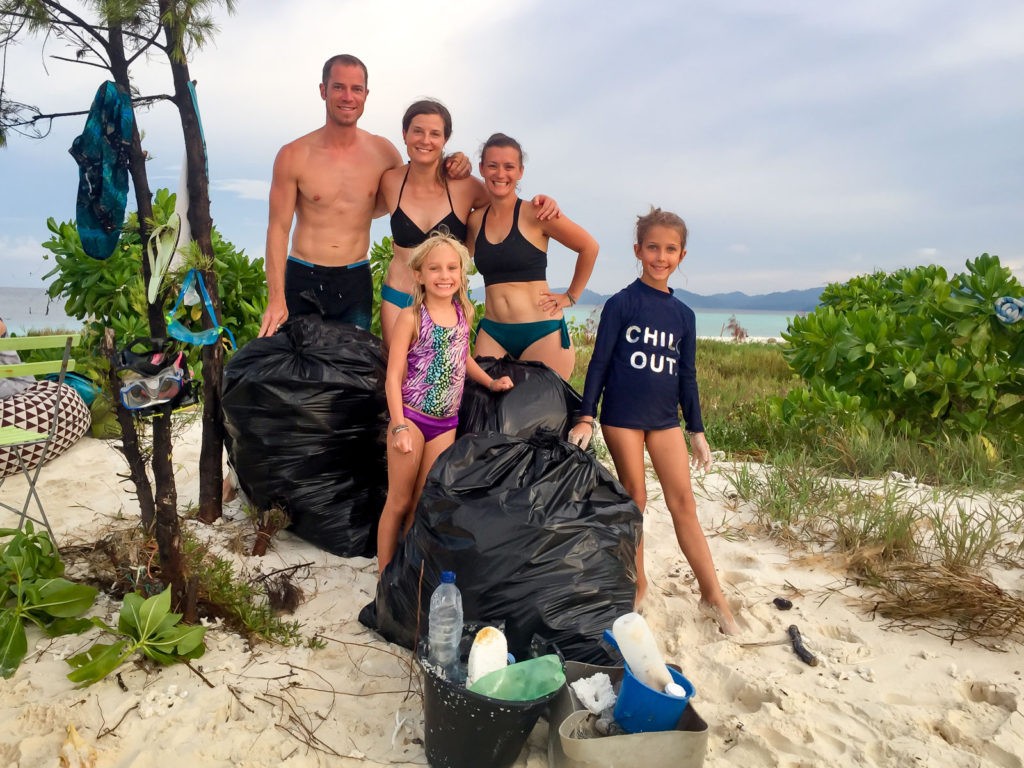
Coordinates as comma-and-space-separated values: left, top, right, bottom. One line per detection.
457, 357, 581, 439
360, 431, 641, 663
222, 316, 387, 557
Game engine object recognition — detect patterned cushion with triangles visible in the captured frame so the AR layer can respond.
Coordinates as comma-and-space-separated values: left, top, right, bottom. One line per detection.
0, 381, 91, 479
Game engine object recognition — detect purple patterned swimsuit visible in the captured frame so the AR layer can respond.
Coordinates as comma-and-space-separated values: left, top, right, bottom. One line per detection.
401, 301, 469, 441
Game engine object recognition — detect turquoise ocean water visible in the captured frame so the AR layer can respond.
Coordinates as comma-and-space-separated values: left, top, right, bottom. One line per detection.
566, 305, 799, 339
0, 287, 77, 334
3, 286, 801, 340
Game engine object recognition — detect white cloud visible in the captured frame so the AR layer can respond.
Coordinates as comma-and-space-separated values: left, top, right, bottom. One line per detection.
213, 179, 271, 201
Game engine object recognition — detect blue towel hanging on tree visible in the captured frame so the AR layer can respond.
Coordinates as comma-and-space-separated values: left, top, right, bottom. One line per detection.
69, 81, 135, 260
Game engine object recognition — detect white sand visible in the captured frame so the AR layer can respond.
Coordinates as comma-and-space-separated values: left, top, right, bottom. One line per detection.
2, 423, 1022, 767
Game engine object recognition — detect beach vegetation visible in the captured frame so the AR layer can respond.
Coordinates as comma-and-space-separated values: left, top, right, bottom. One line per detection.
65, 523, 306, 647
179, 530, 305, 645
0, 524, 98, 678
41, 188, 266, 381
3, 0, 242, 610
780, 254, 1024, 439
721, 314, 749, 341
568, 312, 599, 394
66, 586, 206, 687
716, 459, 1024, 644
369, 237, 394, 338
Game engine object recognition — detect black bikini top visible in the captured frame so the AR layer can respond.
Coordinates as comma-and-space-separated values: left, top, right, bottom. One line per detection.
389, 167, 468, 248
473, 199, 548, 285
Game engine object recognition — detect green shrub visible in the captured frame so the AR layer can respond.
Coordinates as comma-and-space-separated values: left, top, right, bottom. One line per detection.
781, 254, 1024, 437
41, 188, 267, 391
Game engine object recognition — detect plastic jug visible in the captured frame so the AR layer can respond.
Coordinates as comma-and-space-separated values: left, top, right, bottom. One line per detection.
611, 612, 673, 691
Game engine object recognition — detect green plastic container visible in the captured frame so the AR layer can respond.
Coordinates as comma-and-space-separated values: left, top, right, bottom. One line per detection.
467, 654, 566, 701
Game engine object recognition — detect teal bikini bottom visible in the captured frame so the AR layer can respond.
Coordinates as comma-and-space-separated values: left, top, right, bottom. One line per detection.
477, 317, 570, 358
381, 283, 414, 309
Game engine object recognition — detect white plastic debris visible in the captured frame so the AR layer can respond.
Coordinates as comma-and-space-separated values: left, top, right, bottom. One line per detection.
571, 673, 617, 714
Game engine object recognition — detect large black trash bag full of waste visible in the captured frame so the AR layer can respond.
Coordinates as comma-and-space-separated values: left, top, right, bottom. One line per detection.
222, 316, 387, 557
360, 431, 641, 663
457, 357, 581, 439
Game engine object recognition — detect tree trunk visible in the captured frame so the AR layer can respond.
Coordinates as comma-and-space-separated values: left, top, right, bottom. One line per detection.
161, 4, 224, 524
108, 23, 187, 611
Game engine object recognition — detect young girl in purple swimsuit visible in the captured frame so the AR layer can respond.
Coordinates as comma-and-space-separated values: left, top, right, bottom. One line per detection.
377, 233, 514, 573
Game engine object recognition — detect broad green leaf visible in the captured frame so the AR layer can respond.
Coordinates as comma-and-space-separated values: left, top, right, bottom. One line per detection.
66, 641, 130, 686
118, 591, 145, 635
173, 625, 206, 657
41, 617, 94, 637
903, 371, 917, 389
29, 579, 98, 619
135, 588, 172, 641
140, 647, 180, 666
154, 611, 185, 636
0, 611, 28, 679
145, 624, 207, 658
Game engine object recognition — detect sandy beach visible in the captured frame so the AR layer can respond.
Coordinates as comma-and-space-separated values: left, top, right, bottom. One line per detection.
1, 422, 1022, 767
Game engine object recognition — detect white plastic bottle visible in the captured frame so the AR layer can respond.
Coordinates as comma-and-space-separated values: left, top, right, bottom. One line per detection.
467, 626, 509, 686
427, 571, 464, 682
612, 612, 676, 693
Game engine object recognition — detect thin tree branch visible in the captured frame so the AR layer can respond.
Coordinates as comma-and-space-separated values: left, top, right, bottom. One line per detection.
36, 0, 109, 49
5, 93, 175, 130
44, 15, 110, 69
5, 6, 170, 53
48, 53, 109, 70
125, 25, 166, 67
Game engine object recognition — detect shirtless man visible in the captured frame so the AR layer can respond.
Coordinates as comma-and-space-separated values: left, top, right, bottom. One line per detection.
259, 55, 467, 336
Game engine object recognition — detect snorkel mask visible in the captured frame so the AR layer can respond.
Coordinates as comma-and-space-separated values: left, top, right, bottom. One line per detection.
166, 269, 237, 349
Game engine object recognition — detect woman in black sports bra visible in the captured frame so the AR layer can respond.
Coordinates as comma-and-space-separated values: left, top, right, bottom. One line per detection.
467, 133, 599, 380
379, 100, 560, 349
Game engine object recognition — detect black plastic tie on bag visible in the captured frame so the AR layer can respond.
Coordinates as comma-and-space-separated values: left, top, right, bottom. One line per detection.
525, 428, 562, 450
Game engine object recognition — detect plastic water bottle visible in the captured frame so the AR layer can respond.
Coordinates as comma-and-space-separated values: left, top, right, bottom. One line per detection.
428, 571, 463, 682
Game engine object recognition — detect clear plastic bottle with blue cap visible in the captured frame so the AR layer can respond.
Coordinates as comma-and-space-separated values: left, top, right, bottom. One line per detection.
427, 571, 464, 682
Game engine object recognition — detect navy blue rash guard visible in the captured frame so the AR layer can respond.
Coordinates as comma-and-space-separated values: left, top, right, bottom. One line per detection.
579, 279, 705, 432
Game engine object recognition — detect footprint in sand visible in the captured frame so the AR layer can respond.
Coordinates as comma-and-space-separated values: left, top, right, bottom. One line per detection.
702, 666, 784, 713
813, 623, 873, 664
962, 680, 1018, 711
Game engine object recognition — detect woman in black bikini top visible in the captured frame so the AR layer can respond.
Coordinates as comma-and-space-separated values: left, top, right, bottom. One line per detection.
466, 133, 599, 380
390, 167, 468, 248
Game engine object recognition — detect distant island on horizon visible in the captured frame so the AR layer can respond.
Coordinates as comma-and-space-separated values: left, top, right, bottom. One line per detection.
8, 282, 824, 316
472, 286, 824, 312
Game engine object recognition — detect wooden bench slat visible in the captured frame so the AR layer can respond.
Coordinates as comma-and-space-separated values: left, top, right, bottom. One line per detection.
0, 334, 81, 352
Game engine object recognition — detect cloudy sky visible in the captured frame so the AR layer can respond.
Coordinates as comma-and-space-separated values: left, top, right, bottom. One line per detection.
2, 0, 1022, 298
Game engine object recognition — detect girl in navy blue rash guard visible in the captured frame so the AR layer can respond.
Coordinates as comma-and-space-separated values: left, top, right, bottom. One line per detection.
568, 208, 739, 635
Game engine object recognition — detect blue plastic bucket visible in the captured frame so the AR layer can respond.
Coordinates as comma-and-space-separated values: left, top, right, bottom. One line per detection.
603, 628, 695, 734
614, 661, 695, 734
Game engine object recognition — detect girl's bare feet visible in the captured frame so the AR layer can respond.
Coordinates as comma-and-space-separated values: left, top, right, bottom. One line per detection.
634, 575, 648, 610
700, 599, 740, 636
